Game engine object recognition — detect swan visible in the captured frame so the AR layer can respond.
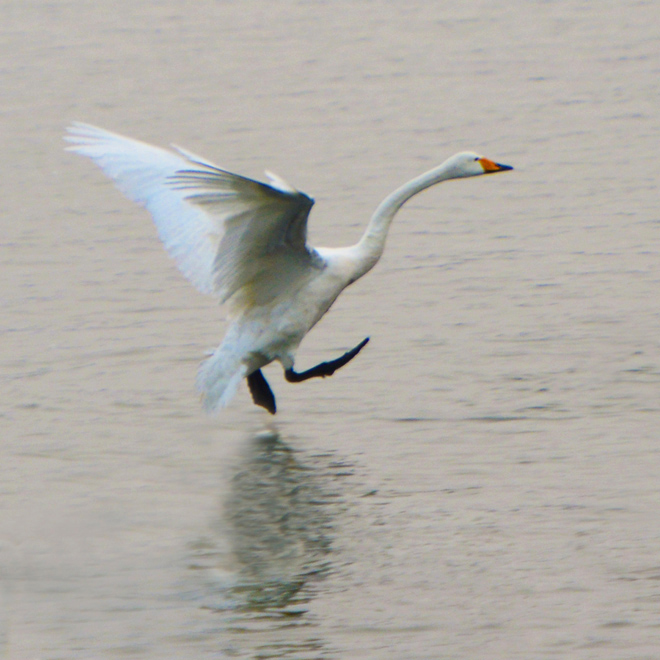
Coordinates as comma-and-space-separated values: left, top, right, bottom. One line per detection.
65, 123, 512, 414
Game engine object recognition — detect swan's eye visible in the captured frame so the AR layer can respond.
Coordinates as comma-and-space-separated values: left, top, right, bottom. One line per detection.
474, 156, 479, 161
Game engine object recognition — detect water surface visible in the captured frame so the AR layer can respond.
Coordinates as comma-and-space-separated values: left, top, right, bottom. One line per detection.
2, 1, 660, 658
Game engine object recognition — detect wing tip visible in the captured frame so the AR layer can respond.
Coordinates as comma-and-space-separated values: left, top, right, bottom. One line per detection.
264, 170, 299, 194
63, 121, 117, 151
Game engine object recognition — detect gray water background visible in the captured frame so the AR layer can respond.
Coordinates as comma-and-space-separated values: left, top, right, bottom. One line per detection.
2, 1, 660, 658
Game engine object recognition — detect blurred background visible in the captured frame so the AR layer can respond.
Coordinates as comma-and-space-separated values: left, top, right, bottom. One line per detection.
2, 1, 660, 657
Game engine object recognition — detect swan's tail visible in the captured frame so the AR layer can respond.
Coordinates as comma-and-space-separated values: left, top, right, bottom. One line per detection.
196, 346, 248, 413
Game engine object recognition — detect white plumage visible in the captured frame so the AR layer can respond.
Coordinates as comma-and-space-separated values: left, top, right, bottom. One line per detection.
65, 123, 512, 413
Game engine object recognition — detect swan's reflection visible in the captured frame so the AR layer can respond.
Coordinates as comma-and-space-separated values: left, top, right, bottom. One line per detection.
222, 429, 335, 612
190, 428, 351, 657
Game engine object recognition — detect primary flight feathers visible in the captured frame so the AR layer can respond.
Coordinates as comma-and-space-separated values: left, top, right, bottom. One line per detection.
65, 122, 316, 305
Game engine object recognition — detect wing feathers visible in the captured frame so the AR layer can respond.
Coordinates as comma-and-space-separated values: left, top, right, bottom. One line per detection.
65, 123, 317, 306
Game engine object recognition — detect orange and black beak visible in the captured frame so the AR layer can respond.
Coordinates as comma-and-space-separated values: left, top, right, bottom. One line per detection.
479, 157, 513, 173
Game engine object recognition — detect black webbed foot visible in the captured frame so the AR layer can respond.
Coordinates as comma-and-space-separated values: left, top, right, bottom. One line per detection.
247, 368, 277, 414
285, 337, 370, 383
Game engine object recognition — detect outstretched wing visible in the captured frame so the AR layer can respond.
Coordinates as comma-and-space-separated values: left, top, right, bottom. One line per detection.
64, 123, 317, 304
167, 158, 318, 307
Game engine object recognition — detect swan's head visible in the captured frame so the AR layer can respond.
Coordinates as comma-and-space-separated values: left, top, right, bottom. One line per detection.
442, 151, 513, 179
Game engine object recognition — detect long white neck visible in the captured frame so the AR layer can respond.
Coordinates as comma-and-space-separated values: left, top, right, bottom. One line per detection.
350, 159, 459, 279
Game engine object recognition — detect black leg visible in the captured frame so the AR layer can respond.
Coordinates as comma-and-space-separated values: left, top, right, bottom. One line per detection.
285, 337, 369, 383
247, 368, 277, 414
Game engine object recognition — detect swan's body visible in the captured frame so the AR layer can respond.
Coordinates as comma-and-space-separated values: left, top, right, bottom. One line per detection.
65, 123, 512, 413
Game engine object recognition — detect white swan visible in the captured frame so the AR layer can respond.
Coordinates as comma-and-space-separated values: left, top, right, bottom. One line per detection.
65, 123, 512, 413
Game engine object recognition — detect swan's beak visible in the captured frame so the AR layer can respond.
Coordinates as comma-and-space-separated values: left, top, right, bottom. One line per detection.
479, 157, 513, 173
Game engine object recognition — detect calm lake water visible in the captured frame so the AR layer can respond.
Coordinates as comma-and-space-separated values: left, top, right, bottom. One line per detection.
3, 1, 660, 658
